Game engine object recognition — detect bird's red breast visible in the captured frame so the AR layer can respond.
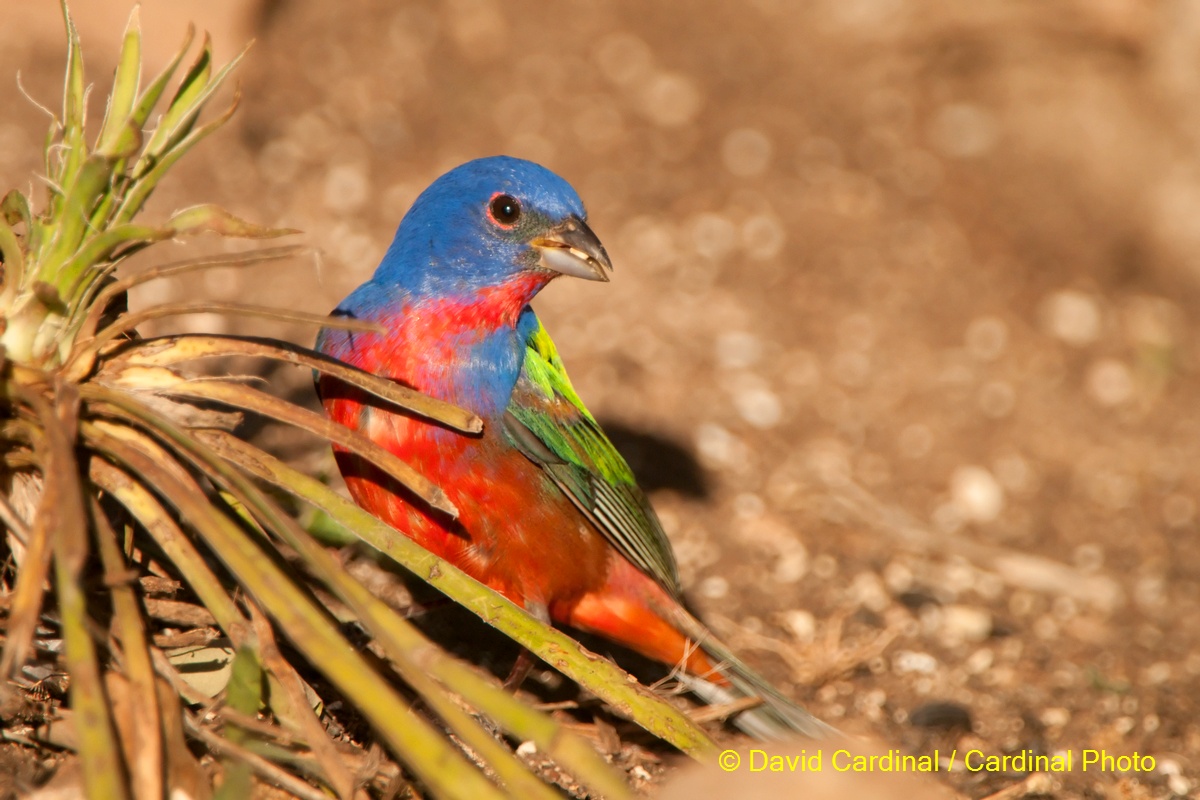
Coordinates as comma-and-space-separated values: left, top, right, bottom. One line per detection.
321, 295, 722, 679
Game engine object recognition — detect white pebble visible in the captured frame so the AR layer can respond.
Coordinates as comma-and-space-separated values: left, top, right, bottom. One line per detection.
966, 648, 994, 674
951, 466, 1004, 523
516, 740, 537, 756
850, 572, 889, 612
940, 605, 992, 644
1043, 290, 1101, 346
893, 650, 939, 675
774, 547, 809, 583
783, 609, 816, 643
1087, 358, 1133, 406
734, 385, 784, 429
1040, 707, 1070, 727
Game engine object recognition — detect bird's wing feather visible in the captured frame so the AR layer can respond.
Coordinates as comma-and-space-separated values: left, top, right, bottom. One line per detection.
503, 314, 682, 596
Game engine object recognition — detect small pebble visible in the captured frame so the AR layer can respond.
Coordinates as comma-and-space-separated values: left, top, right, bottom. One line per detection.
1087, 358, 1133, 407
1043, 290, 1101, 346
909, 701, 973, 730
893, 650, 939, 675
940, 605, 993, 644
698, 575, 729, 599
782, 609, 815, 643
951, 465, 1004, 523
1040, 707, 1071, 727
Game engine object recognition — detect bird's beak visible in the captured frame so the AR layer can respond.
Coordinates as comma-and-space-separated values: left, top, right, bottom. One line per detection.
531, 216, 612, 282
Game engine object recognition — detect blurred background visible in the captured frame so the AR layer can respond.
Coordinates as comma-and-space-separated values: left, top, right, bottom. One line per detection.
3, 1, 1199, 796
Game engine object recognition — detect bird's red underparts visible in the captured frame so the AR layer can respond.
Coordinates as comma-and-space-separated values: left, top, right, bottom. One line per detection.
322, 281, 723, 681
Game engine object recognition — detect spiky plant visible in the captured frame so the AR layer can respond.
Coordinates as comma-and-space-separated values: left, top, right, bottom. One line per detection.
0, 4, 717, 798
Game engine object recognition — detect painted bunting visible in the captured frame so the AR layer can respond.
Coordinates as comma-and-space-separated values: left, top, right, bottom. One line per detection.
316, 156, 830, 738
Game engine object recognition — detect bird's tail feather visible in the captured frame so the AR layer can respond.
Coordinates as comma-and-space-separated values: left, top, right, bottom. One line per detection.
670, 609, 839, 740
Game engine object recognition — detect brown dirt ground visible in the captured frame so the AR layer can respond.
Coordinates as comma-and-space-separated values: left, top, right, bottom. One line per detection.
3, 1, 1200, 798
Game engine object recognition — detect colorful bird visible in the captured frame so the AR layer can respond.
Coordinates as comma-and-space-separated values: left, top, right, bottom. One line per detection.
316, 156, 830, 738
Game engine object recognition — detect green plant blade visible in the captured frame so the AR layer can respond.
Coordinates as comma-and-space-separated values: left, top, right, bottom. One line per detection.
194, 430, 717, 758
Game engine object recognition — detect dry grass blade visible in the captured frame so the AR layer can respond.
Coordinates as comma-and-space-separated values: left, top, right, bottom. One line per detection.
0, 476, 53, 678
86, 450, 246, 635
182, 713, 334, 800
104, 389, 567, 799
199, 429, 717, 759
92, 497, 163, 800
117, 333, 481, 433
245, 602, 357, 800
198, 449, 579, 800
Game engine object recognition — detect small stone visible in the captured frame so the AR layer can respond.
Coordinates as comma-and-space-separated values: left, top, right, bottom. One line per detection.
850, 571, 889, 612
951, 466, 1004, 523
893, 650, 938, 675
1040, 707, 1070, 727
733, 384, 784, 429
1087, 358, 1133, 407
1043, 290, 1101, 346
782, 609, 816, 643
1168, 774, 1191, 796
516, 740, 537, 756
773, 547, 808, 583
909, 701, 972, 730
940, 605, 993, 644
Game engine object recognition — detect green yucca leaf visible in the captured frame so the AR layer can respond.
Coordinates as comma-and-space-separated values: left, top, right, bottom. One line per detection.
95, 7, 141, 154
87, 416, 511, 800
53, 0, 87, 224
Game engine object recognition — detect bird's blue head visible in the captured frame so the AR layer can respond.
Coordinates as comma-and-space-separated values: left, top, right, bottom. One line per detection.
374, 156, 611, 298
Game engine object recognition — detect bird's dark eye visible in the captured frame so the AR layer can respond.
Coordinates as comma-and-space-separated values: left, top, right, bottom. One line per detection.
488, 194, 522, 226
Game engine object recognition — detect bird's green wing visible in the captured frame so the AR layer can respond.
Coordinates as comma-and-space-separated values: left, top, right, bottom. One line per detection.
503, 316, 683, 597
